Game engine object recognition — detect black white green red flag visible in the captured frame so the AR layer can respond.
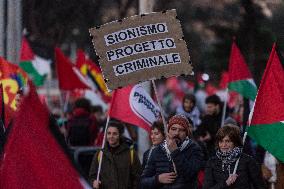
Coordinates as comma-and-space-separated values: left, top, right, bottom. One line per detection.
19, 37, 51, 86
248, 43, 284, 162
228, 41, 257, 100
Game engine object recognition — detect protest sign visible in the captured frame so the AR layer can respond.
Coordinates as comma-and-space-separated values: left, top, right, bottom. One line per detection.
90, 9, 192, 91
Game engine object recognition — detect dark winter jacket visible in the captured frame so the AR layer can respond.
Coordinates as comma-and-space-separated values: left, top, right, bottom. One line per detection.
202, 153, 265, 189
142, 149, 150, 170
89, 142, 141, 189
67, 108, 97, 146
199, 114, 222, 156
142, 146, 158, 170
140, 140, 204, 189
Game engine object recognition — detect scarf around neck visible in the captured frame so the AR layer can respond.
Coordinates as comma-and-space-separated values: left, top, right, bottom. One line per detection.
216, 147, 242, 172
162, 137, 192, 161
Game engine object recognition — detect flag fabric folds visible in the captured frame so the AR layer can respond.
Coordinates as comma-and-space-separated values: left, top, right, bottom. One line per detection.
0, 84, 5, 128
0, 81, 90, 189
76, 50, 111, 102
0, 57, 28, 126
248, 43, 284, 163
0, 84, 5, 154
109, 84, 160, 132
55, 48, 90, 91
228, 41, 257, 100
19, 37, 51, 86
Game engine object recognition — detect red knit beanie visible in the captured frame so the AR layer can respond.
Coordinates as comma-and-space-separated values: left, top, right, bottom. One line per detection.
168, 115, 191, 135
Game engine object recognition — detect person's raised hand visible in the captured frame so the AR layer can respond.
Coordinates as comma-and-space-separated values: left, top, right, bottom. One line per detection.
166, 133, 178, 152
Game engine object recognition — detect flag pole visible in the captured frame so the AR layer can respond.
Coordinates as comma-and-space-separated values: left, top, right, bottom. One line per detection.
221, 88, 228, 127
95, 116, 110, 182
151, 79, 177, 173
232, 131, 248, 174
63, 91, 70, 113
0, 84, 5, 132
58, 90, 69, 139
151, 80, 168, 134
232, 101, 255, 174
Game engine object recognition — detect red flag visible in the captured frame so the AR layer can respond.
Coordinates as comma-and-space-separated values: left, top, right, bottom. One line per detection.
0, 84, 4, 127
250, 44, 284, 125
109, 85, 160, 132
0, 81, 90, 189
0, 57, 28, 126
248, 43, 284, 162
76, 49, 111, 102
20, 37, 34, 61
219, 71, 229, 89
228, 41, 252, 82
228, 40, 257, 100
55, 48, 90, 91
0, 84, 4, 151
0, 57, 28, 85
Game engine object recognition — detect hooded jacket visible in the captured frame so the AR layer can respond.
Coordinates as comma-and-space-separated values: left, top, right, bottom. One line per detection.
89, 142, 141, 189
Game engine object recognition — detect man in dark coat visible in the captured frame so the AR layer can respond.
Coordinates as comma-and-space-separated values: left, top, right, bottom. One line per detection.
198, 95, 223, 157
140, 115, 204, 189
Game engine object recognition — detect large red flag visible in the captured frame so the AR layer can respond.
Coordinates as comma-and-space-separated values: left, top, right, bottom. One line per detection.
109, 85, 160, 132
248, 43, 284, 162
0, 81, 91, 189
55, 48, 90, 91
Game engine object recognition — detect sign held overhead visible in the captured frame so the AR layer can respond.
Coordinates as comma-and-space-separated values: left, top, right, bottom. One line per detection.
90, 10, 193, 91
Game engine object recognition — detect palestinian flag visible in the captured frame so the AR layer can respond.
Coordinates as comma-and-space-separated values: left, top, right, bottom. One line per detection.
248, 43, 284, 162
19, 37, 51, 86
228, 41, 257, 100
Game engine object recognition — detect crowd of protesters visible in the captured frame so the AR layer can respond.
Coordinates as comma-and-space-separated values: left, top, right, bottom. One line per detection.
49, 83, 284, 189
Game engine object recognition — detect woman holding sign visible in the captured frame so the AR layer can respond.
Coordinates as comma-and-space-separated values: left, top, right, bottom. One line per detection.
203, 125, 265, 189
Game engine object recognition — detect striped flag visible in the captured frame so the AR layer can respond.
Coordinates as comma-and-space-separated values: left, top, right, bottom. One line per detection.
228, 41, 257, 100
248, 44, 284, 162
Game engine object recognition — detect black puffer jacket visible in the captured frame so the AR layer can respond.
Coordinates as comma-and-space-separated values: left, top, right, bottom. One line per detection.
140, 140, 204, 189
202, 153, 265, 189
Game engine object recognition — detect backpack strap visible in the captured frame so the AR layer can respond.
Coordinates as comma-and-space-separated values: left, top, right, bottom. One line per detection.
129, 145, 134, 165
97, 149, 103, 163
97, 146, 135, 165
